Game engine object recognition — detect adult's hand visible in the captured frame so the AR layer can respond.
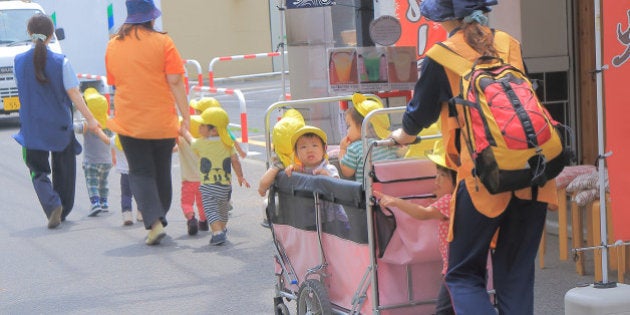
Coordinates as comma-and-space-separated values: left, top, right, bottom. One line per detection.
390, 128, 418, 145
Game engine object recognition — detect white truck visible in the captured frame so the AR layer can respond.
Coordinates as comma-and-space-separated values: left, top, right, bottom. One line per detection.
0, 0, 63, 114
1, 0, 163, 115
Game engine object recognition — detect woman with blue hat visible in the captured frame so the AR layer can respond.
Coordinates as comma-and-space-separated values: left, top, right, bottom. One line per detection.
390, 1, 556, 314
105, 0, 190, 245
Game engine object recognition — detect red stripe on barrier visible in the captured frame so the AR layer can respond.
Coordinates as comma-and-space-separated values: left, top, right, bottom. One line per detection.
243, 54, 257, 59
240, 112, 248, 143
219, 56, 232, 61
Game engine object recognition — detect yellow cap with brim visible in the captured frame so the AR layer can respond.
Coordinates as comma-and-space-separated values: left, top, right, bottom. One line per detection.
272, 109, 305, 167
426, 139, 451, 170
351, 93, 390, 139
290, 125, 328, 165
83, 87, 109, 127
192, 107, 233, 147
190, 97, 221, 112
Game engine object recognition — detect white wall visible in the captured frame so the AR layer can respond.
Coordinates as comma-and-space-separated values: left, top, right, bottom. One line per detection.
34, 0, 162, 76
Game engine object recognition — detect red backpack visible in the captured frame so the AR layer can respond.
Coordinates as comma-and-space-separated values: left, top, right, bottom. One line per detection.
426, 33, 569, 194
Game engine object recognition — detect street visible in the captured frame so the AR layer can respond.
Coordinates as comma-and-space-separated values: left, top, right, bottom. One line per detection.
0, 77, 606, 314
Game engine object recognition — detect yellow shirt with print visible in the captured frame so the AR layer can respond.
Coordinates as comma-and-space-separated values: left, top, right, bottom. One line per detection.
191, 137, 236, 186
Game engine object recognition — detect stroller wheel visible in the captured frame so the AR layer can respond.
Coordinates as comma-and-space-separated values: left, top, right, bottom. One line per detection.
275, 302, 290, 315
297, 279, 332, 315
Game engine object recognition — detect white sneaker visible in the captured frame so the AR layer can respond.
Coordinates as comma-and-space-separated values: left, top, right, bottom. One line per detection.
122, 211, 133, 226
136, 211, 143, 222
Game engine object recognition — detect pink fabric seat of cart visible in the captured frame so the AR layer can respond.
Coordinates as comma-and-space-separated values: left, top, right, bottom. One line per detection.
370, 158, 443, 314
371, 158, 441, 264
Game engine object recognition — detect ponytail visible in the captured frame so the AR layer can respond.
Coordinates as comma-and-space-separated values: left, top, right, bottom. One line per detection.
461, 10, 498, 57
33, 36, 48, 83
27, 14, 54, 84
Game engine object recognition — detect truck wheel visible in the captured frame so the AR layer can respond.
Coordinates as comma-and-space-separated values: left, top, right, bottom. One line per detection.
296, 279, 332, 315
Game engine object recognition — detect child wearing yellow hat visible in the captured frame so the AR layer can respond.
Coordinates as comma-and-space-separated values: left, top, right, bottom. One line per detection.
190, 97, 246, 159
284, 125, 350, 230
73, 88, 114, 217
257, 109, 305, 197
339, 93, 400, 184
176, 114, 208, 235
372, 140, 456, 315
182, 106, 250, 246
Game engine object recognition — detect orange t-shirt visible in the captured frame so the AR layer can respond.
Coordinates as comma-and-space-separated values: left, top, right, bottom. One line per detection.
105, 29, 184, 139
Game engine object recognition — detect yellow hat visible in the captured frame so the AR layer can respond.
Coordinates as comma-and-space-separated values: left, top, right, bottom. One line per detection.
351, 93, 390, 139
180, 115, 202, 138
113, 134, 123, 151
83, 87, 109, 127
272, 109, 305, 167
426, 140, 450, 170
190, 97, 221, 112
282, 108, 305, 123
192, 107, 233, 147
290, 125, 327, 153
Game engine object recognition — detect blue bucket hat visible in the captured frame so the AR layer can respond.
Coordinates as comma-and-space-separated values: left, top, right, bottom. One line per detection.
125, 0, 161, 24
421, 0, 497, 22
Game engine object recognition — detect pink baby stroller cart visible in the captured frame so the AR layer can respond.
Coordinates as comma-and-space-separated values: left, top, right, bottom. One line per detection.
265, 98, 449, 314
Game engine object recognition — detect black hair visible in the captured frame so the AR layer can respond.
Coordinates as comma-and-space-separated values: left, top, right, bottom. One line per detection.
294, 132, 326, 151
115, 21, 166, 40
436, 164, 457, 186
346, 106, 379, 138
27, 14, 54, 83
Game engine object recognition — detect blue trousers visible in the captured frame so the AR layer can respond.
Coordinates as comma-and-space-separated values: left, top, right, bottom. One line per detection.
119, 136, 175, 230
445, 182, 547, 315
23, 143, 76, 220
120, 173, 135, 212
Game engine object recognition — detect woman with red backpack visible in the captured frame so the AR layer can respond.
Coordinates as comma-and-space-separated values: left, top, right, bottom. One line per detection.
390, 1, 558, 314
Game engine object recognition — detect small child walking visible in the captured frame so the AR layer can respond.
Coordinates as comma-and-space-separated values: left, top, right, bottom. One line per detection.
182, 107, 250, 246
74, 88, 112, 217
176, 115, 208, 235
339, 93, 400, 184
373, 140, 456, 315
110, 134, 142, 225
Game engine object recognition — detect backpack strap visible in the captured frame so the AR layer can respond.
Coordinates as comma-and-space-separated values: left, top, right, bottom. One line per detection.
493, 30, 511, 62
425, 43, 472, 76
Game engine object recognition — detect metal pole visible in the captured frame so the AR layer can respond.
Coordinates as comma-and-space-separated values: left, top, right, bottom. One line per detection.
593, 0, 609, 285
278, 2, 288, 101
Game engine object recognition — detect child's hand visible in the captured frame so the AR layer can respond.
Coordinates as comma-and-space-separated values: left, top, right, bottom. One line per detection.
312, 167, 330, 176
285, 164, 297, 177
238, 176, 250, 188
340, 136, 352, 151
373, 190, 397, 208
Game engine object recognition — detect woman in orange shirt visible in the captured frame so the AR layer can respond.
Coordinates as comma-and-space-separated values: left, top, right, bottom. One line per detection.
105, 0, 190, 245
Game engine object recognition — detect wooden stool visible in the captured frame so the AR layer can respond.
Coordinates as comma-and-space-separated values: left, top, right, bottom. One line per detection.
538, 165, 596, 269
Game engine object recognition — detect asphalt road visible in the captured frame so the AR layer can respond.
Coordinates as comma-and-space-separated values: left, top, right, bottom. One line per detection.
0, 77, 619, 314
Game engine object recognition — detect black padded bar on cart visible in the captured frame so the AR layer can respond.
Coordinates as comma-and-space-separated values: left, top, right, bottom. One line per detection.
269, 172, 368, 244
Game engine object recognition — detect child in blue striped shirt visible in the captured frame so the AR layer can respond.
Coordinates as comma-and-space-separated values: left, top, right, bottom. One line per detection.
339, 93, 400, 184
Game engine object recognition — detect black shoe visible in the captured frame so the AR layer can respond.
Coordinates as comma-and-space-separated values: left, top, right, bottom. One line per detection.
198, 220, 209, 231
187, 217, 198, 236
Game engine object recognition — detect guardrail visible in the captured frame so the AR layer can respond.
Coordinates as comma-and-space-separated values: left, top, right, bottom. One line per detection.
183, 59, 204, 91
190, 85, 249, 155
207, 51, 288, 88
